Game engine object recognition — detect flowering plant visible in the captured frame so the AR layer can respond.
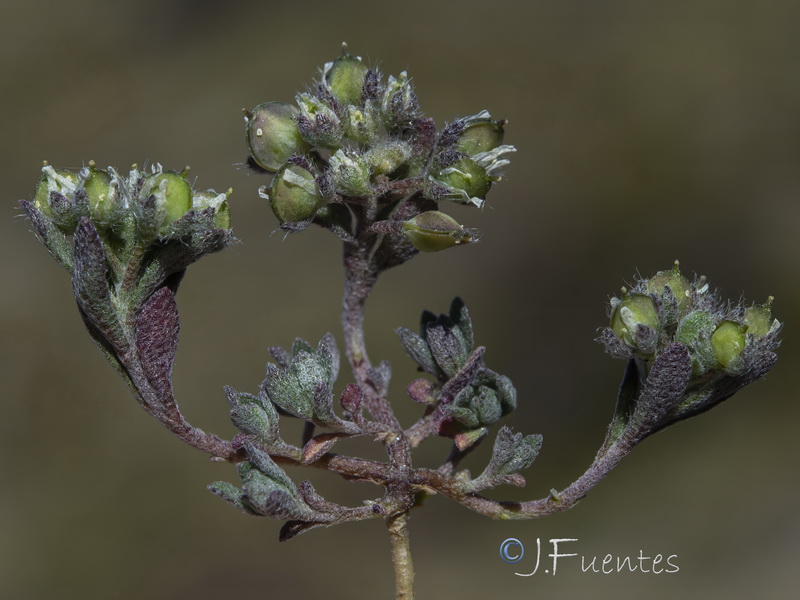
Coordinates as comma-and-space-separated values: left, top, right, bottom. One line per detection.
22, 46, 780, 599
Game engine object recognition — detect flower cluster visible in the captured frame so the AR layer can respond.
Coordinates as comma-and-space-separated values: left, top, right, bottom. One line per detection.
21, 162, 232, 408
25, 161, 231, 275
244, 44, 514, 254
598, 263, 780, 443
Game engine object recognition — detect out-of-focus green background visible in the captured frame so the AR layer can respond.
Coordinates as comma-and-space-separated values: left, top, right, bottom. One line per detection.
2, 1, 799, 598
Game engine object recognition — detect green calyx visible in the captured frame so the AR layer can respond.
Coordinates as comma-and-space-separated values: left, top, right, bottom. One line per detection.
365, 141, 411, 176
402, 211, 476, 253
267, 164, 323, 223
675, 310, 716, 376
246, 102, 310, 172
330, 150, 371, 197
610, 294, 660, 349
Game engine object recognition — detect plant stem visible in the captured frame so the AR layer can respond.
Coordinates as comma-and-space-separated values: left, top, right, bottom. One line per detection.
409, 435, 638, 519
342, 240, 413, 471
342, 241, 397, 428
387, 510, 415, 600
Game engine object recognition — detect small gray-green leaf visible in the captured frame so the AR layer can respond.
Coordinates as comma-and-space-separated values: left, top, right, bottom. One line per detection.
472, 426, 543, 491
226, 386, 279, 443
449, 297, 474, 351
242, 440, 297, 493
426, 323, 468, 378
208, 481, 258, 516
396, 327, 440, 375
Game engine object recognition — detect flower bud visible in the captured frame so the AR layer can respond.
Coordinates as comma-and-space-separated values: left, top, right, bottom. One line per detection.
646, 263, 692, 313
610, 294, 659, 350
246, 102, 310, 172
365, 141, 411, 176
711, 320, 747, 370
324, 49, 369, 106
266, 163, 323, 223
329, 149, 371, 197
344, 104, 379, 144
430, 155, 491, 207
295, 93, 343, 148
402, 211, 476, 252
455, 114, 506, 156
33, 166, 78, 219
381, 71, 418, 130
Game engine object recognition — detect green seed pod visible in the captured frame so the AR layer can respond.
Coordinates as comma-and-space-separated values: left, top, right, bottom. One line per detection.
744, 300, 776, 337
267, 164, 323, 223
246, 102, 310, 172
610, 294, 660, 349
646, 263, 692, 312
433, 156, 491, 206
455, 117, 506, 157
146, 171, 192, 226
325, 49, 369, 106
711, 320, 747, 369
402, 211, 475, 252
83, 164, 115, 223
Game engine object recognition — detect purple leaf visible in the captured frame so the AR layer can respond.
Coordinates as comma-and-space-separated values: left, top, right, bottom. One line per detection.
72, 218, 125, 350
135, 286, 180, 400
633, 343, 692, 432
72, 218, 109, 308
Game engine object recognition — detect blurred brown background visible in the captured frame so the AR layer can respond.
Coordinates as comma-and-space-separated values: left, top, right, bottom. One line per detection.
2, 0, 799, 598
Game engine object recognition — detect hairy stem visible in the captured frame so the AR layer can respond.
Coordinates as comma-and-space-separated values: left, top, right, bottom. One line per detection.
125, 367, 241, 461
342, 241, 396, 428
342, 240, 413, 472
410, 435, 637, 519
387, 511, 415, 600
